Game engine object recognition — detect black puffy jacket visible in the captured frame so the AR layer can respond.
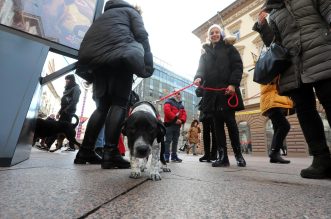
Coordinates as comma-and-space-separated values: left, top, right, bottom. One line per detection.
78, 0, 153, 75
194, 40, 244, 112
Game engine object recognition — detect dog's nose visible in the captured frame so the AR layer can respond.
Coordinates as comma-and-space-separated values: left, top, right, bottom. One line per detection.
136, 145, 150, 158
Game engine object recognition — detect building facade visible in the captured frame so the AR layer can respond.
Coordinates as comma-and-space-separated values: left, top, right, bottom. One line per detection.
192, 0, 331, 156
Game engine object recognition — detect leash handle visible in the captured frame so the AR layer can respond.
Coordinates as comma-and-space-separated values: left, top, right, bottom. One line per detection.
197, 85, 239, 108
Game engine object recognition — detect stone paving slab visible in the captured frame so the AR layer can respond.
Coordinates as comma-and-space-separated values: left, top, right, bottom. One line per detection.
0, 149, 330, 218
87, 155, 331, 219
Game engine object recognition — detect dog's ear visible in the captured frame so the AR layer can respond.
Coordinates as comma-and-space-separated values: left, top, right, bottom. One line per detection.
157, 120, 166, 143
121, 119, 128, 136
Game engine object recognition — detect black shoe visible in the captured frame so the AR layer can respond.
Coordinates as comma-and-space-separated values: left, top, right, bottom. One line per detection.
101, 146, 130, 169
233, 146, 247, 167
164, 153, 170, 163
301, 154, 331, 179
210, 155, 217, 161
235, 154, 247, 167
199, 154, 210, 162
213, 147, 229, 167
171, 154, 182, 163
94, 147, 103, 157
269, 150, 290, 164
212, 157, 230, 167
64, 147, 75, 152
74, 148, 102, 164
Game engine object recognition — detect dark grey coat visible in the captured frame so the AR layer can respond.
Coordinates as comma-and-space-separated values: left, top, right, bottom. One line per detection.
258, 0, 331, 94
194, 41, 244, 112
78, 0, 153, 72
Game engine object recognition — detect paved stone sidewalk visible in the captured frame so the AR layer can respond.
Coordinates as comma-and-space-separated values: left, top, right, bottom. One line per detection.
0, 148, 330, 218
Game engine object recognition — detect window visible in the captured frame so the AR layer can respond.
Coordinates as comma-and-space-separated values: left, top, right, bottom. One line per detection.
238, 121, 252, 154
232, 30, 240, 41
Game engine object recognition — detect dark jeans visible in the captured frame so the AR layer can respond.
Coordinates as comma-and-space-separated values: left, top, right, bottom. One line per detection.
164, 125, 181, 155
202, 116, 217, 157
213, 110, 240, 152
289, 79, 331, 155
265, 108, 290, 152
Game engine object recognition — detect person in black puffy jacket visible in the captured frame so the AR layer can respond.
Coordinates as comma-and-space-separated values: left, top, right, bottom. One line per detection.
74, 0, 153, 169
194, 24, 246, 168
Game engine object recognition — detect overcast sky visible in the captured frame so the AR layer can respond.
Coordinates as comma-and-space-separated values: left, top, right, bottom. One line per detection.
126, 0, 236, 80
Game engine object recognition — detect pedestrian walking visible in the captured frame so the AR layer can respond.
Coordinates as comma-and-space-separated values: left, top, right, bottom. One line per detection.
46, 74, 81, 151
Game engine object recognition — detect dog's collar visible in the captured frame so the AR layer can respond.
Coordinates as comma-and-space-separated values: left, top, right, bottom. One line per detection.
131, 103, 157, 118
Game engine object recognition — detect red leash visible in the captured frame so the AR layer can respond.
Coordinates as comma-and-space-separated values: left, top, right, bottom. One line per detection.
156, 83, 239, 108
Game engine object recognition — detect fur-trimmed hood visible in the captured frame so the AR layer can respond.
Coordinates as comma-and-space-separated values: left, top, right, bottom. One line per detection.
201, 35, 237, 53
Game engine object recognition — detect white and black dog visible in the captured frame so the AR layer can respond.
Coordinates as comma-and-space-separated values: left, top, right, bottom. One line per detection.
122, 101, 171, 181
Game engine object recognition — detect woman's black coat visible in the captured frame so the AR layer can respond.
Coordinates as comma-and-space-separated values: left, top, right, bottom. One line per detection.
194, 40, 244, 113
78, 0, 153, 73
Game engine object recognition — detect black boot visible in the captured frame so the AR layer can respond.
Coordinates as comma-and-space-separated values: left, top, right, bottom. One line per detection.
210, 150, 217, 161
74, 148, 102, 164
232, 145, 246, 167
212, 147, 230, 167
269, 149, 290, 164
101, 145, 130, 169
301, 154, 331, 179
199, 154, 210, 162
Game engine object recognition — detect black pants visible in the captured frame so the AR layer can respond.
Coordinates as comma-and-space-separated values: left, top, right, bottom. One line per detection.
81, 70, 133, 150
265, 108, 290, 152
213, 110, 240, 152
289, 79, 331, 155
202, 116, 217, 157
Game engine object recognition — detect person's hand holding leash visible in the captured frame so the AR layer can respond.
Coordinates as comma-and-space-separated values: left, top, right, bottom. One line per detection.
225, 85, 235, 95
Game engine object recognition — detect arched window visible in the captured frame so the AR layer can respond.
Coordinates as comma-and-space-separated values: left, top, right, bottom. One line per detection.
238, 121, 252, 154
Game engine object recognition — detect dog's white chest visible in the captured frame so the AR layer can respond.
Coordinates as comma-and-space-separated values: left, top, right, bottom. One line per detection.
131, 104, 156, 118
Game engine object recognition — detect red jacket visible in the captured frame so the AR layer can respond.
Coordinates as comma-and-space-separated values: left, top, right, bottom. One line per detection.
164, 98, 187, 125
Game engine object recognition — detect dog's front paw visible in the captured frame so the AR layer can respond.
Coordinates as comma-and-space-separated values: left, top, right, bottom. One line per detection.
130, 170, 141, 179
149, 170, 161, 181
161, 165, 171, 172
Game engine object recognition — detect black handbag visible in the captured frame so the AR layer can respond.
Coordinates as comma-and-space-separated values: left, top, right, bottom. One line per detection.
253, 43, 291, 85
